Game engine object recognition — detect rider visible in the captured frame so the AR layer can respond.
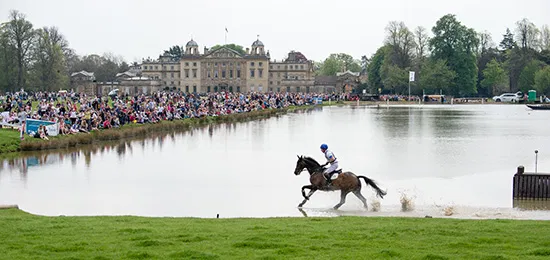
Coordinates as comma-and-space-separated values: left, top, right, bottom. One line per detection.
320, 143, 339, 184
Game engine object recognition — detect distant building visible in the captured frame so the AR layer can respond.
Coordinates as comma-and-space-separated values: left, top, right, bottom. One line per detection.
269, 51, 315, 93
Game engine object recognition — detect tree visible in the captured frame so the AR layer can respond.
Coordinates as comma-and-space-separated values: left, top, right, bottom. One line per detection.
540, 25, 550, 51
3, 10, 35, 90
481, 59, 508, 96
209, 44, 246, 55
430, 14, 479, 97
0, 26, 17, 92
318, 53, 361, 76
380, 63, 408, 94
518, 59, 544, 92
414, 26, 430, 65
534, 66, 550, 95
367, 46, 390, 93
478, 31, 494, 55
384, 21, 415, 68
163, 45, 184, 60
418, 59, 456, 95
499, 28, 516, 52
515, 18, 540, 50
30, 27, 69, 91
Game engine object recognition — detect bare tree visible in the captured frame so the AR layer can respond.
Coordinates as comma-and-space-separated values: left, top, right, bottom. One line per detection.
414, 26, 430, 60
478, 31, 494, 54
515, 18, 540, 50
540, 25, 550, 51
384, 21, 416, 68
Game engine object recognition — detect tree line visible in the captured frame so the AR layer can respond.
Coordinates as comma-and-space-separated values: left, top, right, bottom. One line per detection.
0, 10, 130, 93
316, 14, 550, 97
2, 10, 549, 97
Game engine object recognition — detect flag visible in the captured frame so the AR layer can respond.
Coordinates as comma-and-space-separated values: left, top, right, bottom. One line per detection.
225, 27, 228, 33
409, 71, 415, 82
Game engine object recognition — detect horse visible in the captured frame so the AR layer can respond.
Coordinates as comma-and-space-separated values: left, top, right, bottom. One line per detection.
294, 155, 387, 210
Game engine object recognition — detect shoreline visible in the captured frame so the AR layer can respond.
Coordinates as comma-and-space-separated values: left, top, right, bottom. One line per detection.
0, 104, 336, 157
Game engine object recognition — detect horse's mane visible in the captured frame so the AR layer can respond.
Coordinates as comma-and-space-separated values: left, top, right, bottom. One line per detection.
301, 156, 321, 167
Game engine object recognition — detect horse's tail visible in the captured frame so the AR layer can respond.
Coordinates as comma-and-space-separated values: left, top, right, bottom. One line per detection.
358, 176, 387, 199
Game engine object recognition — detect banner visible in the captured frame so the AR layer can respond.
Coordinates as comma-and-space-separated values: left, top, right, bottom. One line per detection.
315, 97, 323, 105
25, 119, 59, 136
409, 71, 415, 82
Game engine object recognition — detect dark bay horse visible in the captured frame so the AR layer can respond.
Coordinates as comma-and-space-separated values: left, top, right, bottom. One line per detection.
294, 155, 387, 210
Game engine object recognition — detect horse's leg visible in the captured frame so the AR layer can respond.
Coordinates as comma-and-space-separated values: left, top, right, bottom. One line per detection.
353, 190, 368, 209
333, 190, 350, 210
298, 188, 316, 208
301, 185, 314, 200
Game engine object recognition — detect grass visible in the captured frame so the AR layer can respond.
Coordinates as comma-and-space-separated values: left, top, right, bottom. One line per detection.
0, 105, 325, 156
0, 208, 549, 259
0, 128, 21, 153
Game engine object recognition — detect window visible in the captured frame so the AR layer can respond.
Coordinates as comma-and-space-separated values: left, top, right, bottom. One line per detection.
259, 62, 263, 67
230, 70, 233, 78
185, 86, 189, 93
222, 70, 226, 78
269, 81, 273, 85
237, 86, 240, 92
229, 86, 233, 92
171, 65, 174, 70
193, 69, 197, 78
237, 70, 241, 78
222, 62, 226, 67
250, 62, 255, 66
163, 65, 166, 70
215, 71, 218, 78
214, 86, 218, 92
269, 72, 273, 78
207, 86, 211, 92
286, 86, 290, 92
250, 69, 255, 78
155, 65, 158, 70
306, 86, 310, 93
193, 62, 197, 67
259, 70, 263, 78
144, 66, 148, 70
301, 65, 304, 69
207, 71, 211, 78
269, 87, 273, 92
185, 70, 189, 78
185, 62, 189, 66
250, 85, 254, 92
277, 87, 280, 92
193, 86, 197, 93
171, 72, 174, 78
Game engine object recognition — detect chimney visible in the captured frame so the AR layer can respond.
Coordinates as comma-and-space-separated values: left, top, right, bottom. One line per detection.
246, 48, 250, 55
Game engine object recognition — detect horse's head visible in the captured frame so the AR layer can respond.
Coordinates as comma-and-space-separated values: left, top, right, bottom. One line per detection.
294, 155, 308, 175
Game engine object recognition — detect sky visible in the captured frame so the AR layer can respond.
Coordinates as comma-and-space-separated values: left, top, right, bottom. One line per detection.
1, 0, 549, 64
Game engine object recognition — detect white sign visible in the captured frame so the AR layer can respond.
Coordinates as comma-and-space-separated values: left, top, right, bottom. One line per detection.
362, 89, 366, 94
409, 71, 415, 82
45, 123, 59, 136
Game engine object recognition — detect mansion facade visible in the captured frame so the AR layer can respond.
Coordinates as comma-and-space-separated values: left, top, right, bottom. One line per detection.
139, 38, 316, 94
70, 38, 365, 96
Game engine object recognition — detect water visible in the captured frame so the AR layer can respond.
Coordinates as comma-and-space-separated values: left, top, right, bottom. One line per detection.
2, 104, 550, 220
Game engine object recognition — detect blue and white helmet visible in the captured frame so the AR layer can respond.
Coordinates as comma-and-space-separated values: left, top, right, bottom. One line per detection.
320, 144, 328, 150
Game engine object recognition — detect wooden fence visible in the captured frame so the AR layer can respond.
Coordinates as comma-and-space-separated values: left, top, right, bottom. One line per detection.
513, 166, 550, 200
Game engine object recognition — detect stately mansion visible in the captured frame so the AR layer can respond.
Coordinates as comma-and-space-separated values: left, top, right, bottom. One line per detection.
71, 38, 365, 95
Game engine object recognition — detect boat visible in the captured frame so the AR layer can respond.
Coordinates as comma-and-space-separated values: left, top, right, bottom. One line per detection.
526, 104, 550, 110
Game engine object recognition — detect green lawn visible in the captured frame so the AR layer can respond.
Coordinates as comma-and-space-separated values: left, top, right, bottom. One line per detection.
0, 208, 549, 259
0, 128, 20, 153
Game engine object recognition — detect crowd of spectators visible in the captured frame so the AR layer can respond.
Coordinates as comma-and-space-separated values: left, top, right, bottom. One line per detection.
1, 90, 342, 138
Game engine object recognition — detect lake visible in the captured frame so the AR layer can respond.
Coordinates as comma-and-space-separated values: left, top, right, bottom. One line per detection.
2, 104, 550, 219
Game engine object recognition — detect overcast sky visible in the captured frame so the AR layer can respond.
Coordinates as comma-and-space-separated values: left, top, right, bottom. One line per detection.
1, 0, 548, 63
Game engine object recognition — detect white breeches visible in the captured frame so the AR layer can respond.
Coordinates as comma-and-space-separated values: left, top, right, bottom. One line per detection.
323, 161, 339, 174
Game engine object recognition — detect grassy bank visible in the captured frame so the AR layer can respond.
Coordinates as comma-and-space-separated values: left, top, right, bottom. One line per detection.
0, 208, 549, 259
0, 105, 323, 155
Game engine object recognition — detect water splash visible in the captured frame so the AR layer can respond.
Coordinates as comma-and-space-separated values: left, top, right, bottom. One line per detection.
399, 190, 416, 212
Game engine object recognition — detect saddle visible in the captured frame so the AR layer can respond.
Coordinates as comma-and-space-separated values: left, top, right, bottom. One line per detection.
324, 169, 342, 180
